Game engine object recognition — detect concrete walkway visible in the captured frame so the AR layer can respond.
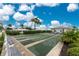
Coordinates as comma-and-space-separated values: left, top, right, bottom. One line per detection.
7, 37, 22, 56
47, 42, 64, 56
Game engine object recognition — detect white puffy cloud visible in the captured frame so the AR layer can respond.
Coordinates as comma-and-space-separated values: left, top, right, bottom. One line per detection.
37, 17, 43, 23
25, 12, 35, 21
24, 22, 27, 26
3, 4, 15, 15
35, 3, 42, 7
67, 3, 79, 12
2, 15, 9, 21
0, 4, 14, 23
13, 12, 27, 21
51, 20, 60, 25
36, 24, 47, 30
0, 3, 3, 8
35, 3, 60, 7
0, 4, 15, 16
61, 22, 72, 28
40, 25, 46, 28
12, 25, 16, 28
24, 22, 32, 27
16, 22, 20, 25
0, 9, 4, 16
23, 22, 28, 27
13, 11, 35, 21
18, 3, 60, 13
51, 20, 60, 28
50, 20, 72, 28
0, 15, 9, 22
3, 24, 7, 28
49, 25, 53, 28
30, 5, 36, 11
19, 4, 31, 11
19, 4, 36, 12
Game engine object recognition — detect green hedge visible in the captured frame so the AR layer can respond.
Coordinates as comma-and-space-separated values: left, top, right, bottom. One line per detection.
67, 47, 79, 56
6, 30, 20, 35
6, 30, 52, 35
23, 30, 52, 34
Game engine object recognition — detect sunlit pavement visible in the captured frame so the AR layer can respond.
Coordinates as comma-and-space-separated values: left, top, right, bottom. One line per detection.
7, 37, 22, 56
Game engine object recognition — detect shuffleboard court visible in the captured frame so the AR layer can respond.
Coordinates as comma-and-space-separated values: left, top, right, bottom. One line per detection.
28, 34, 60, 56
12, 33, 61, 56
13, 33, 54, 45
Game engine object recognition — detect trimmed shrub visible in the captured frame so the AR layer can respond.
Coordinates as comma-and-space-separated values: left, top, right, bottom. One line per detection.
67, 47, 79, 56
6, 30, 20, 35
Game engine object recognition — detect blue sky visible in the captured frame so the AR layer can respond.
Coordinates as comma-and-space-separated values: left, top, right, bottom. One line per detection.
0, 3, 79, 28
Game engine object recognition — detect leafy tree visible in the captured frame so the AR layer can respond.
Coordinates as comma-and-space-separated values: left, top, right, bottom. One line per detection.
20, 24, 24, 29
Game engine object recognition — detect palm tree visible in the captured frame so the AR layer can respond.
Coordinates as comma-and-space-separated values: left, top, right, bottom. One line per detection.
31, 18, 41, 30
20, 24, 24, 29
20, 24, 24, 34
36, 18, 41, 25
31, 18, 36, 29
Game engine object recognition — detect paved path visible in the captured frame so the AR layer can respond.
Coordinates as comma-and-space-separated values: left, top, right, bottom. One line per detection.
47, 42, 64, 56
8, 46, 22, 56
7, 37, 22, 56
